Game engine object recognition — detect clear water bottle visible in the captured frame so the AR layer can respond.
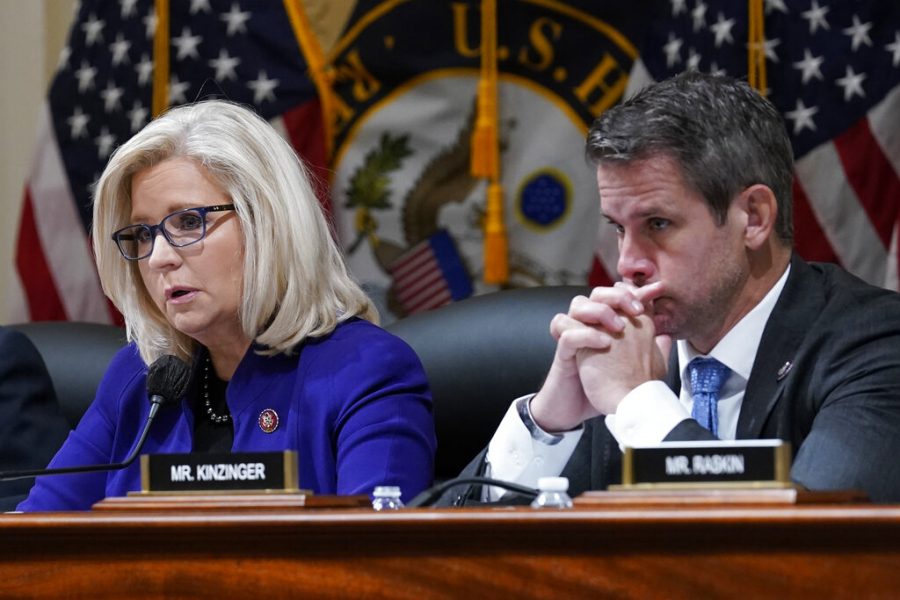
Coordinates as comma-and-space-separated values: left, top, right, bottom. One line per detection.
530, 477, 574, 509
372, 486, 404, 511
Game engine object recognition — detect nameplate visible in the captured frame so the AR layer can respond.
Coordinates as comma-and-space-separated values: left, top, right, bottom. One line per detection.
140, 451, 299, 493
615, 440, 792, 490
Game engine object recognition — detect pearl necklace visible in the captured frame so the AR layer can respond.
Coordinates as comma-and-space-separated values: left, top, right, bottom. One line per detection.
203, 356, 231, 424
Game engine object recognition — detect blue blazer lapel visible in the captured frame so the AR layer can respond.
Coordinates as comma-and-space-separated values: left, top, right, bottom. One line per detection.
737, 255, 825, 438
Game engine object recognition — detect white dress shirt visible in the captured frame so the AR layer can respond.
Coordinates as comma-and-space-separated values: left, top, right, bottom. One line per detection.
485, 266, 791, 498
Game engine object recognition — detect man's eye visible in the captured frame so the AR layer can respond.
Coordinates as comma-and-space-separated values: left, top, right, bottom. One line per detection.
648, 218, 670, 231
606, 220, 624, 234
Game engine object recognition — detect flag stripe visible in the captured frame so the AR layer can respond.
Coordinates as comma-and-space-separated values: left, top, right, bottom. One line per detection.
795, 141, 888, 285
405, 287, 452, 314
395, 268, 443, 303
276, 98, 332, 218
790, 178, 840, 265
888, 224, 899, 291
593, 221, 621, 286
587, 255, 614, 287
869, 81, 900, 291
389, 244, 433, 279
894, 222, 900, 291
26, 104, 110, 323
868, 84, 900, 179
832, 119, 900, 249
15, 190, 67, 321
392, 254, 437, 288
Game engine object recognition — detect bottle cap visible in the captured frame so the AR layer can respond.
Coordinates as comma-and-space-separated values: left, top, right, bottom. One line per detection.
536, 477, 569, 492
373, 485, 402, 497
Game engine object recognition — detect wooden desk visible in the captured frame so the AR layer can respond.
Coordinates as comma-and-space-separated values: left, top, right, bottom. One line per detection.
3, 502, 899, 598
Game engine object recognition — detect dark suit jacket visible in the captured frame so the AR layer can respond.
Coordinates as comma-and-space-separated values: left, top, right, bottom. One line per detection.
0, 327, 71, 511
454, 255, 900, 504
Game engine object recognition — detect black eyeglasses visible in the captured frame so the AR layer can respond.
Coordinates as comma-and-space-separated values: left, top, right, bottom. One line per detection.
111, 204, 236, 261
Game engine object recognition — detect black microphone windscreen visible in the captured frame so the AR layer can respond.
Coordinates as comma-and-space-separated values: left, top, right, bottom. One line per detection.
146, 355, 192, 406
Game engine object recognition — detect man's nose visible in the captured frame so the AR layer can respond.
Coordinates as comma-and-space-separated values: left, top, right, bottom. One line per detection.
616, 234, 656, 286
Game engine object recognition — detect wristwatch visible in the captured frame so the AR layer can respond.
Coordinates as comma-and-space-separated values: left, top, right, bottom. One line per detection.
516, 395, 565, 446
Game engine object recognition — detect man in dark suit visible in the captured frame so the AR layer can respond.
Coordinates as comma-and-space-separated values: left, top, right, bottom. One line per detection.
0, 327, 70, 510
456, 71, 900, 504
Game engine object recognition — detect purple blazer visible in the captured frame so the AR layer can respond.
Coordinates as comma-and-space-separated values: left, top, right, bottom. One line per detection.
18, 319, 435, 511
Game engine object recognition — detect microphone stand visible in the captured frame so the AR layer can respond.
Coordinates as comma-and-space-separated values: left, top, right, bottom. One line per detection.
0, 396, 167, 482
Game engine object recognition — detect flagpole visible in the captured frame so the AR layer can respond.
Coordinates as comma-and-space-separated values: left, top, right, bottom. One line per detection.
747, 0, 767, 96
152, 0, 170, 116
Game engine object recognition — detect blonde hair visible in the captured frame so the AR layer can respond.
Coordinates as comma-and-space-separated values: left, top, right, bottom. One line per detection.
92, 100, 377, 365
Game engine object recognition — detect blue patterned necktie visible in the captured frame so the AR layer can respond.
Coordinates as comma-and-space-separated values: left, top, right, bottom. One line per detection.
688, 357, 731, 437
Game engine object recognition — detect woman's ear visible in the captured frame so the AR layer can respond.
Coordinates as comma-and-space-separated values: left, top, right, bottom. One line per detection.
740, 184, 778, 250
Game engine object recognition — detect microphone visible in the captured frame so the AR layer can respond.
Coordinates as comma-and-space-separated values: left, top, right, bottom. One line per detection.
0, 354, 191, 482
407, 476, 539, 508
145, 354, 192, 422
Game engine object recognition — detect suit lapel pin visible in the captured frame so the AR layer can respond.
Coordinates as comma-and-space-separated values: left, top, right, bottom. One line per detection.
776, 361, 793, 381
258, 408, 279, 433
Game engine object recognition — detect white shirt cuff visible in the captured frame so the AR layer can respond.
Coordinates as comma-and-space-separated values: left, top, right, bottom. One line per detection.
604, 380, 689, 449
484, 395, 583, 501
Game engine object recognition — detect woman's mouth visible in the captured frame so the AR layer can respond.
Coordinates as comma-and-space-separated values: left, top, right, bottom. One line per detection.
166, 288, 199, 304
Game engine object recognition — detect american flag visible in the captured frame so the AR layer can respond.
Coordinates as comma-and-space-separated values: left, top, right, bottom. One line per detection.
11, 0, 325, 323
612, 0, 900, 290
387, 230, 473, 315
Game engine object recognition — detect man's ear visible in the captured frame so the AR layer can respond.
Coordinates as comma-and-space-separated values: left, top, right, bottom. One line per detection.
739, 184, 778, 250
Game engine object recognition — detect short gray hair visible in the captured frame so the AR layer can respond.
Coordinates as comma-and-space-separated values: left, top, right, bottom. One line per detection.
586, 71, 794, 244
93, 100, 376, 365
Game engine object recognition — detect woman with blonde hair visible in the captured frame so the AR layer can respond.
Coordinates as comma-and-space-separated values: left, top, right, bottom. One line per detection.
19, 101, 435, 510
